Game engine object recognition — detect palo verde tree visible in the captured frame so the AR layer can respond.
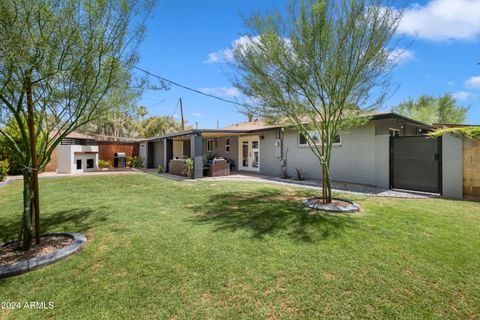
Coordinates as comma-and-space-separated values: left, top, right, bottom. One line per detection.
392, 94, 469, 125
0, 0, 153, 250
231, 0, 403, 203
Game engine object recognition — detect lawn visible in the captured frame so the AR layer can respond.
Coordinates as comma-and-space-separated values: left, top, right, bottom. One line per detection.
0, 173, 479, 319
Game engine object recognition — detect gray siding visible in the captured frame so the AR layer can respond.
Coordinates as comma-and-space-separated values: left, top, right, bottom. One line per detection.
258, 130, 282, 176
282, 122, 377, 185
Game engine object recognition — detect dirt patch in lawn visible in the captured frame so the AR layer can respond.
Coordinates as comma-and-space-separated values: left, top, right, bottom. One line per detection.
0, 235, 73, 266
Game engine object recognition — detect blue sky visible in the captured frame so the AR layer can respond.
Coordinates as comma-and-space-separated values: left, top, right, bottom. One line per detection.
136, 0, 480, 128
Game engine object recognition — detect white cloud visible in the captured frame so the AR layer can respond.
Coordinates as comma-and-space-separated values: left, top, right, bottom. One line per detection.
204, 36, 264, 64
191, 112, 203, 117
387, 48, 415, 64
465, 76, 480, 88
452, 91, 470, 101
447, 81, 455, 86
198, 86, 242, 98
397, 0, 480, 41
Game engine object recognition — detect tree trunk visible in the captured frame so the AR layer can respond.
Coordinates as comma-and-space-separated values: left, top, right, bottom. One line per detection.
321, 162, 333, 204
19, 170, 34, 250
26, 71, 41, 244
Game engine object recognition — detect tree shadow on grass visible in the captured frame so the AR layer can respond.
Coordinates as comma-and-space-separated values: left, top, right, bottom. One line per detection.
0, 207, 110, 243
187, 189, 358, 243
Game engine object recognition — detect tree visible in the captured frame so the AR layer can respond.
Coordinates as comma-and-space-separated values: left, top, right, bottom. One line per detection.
392, 94, 469, 125
80, 67, 168, 139
140, 115, 188, 137
231, 0, 402, 203
0, 0, 153, 250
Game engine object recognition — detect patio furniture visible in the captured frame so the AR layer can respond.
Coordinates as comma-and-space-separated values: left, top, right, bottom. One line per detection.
208, 159, 230, 177
168, 159, 186, 176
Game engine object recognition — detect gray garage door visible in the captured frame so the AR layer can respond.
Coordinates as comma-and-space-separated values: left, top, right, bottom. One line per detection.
390, 136, 442, 193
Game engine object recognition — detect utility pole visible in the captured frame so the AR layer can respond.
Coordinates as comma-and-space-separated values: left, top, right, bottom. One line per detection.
179, 97, 185, 131
26, 70, 40, 244
216, 120, 219, 129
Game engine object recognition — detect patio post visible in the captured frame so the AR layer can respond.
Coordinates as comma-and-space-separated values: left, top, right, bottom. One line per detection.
190, 134, 203, 179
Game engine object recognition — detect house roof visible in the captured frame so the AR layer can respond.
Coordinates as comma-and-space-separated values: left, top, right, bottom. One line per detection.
50, 131, 142, 143
141, 112, 431, 142
220, 112, 431, 132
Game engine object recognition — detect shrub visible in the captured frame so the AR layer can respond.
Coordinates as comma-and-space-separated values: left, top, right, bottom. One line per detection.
0, 159, 9, 182
183, 158, 194, 177
130, 156, 144, 168
98, 160, 113, 169
295, 167, 306, 181
157, 165, 164, 174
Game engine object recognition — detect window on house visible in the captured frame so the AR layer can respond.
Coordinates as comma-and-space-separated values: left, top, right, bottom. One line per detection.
207, 139, 213, 153
298, 131, 341, 146
389, 128, 400, 137
76, 159, 82, 170
225, 138, 231, 153
87, 159, 94, 169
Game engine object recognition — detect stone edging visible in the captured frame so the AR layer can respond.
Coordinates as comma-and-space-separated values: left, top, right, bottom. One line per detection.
0, 232, 86, 279
302, 198, 360, 213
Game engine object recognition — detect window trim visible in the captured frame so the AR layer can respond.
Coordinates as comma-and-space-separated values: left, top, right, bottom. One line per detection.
389, 128, 400, 137
225, 138, 231, 153
207, 139, 213, 153
298, 131, 341, 147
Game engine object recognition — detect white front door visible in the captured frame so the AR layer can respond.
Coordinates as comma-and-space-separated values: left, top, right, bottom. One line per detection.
238, 136, 260, 172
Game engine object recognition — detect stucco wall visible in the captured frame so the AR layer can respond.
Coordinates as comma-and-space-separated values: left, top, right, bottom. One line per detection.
374, 135, 390, 188
442, 133, 463, 199
57, 145, 98, 174
57, 145, 72, 174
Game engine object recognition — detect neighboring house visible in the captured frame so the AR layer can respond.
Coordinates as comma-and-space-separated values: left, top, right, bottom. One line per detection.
139, 112, 433, 189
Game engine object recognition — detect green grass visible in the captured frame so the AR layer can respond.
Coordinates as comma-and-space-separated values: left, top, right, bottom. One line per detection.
0, 174, 479, 319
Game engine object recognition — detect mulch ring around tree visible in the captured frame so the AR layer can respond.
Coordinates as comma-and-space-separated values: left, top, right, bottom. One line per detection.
302, 198, 360, 213
0, 232, 86, 278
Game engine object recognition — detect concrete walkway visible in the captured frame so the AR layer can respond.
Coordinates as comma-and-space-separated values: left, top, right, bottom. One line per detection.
154, 172, 438, 199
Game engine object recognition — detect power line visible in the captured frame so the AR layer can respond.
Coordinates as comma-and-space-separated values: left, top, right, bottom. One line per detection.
133, 66, 249, 108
